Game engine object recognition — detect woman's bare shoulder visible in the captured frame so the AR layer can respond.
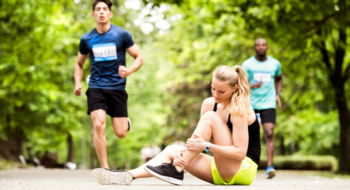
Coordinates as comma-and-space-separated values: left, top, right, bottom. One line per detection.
203, 97, 215, 105
248, 106, 256, 125
229, 106, 255, 125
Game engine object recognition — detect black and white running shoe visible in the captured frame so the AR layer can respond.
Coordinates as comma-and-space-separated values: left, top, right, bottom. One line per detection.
92, 168, 133, 185
144, 163, 184, 185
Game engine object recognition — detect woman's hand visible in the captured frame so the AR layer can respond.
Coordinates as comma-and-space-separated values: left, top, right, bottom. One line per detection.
186, 133, 207, 152
173, 148, 188, 167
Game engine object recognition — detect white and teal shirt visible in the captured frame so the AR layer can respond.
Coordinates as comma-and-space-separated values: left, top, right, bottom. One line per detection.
242, 56, 282, 110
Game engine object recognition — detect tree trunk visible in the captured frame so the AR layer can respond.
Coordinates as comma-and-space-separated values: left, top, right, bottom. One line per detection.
334, 84, 350, 172
280, 135, 285, 155
15, 127, 24, 156
6, 114, 11, 139
66, 133, 74, 162
0, 115, 24, 160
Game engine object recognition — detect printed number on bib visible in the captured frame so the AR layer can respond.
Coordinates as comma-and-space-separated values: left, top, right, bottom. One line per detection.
92, 43, 117, 61
253, 72, 271, 84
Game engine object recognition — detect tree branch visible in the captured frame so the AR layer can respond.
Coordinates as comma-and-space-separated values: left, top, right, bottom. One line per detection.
335, 29, 346, 72
343, 62, 350, 82
319, 40, 334, 80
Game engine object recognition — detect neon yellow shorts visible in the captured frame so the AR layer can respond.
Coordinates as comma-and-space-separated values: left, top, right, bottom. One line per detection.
211, 157, 258, 185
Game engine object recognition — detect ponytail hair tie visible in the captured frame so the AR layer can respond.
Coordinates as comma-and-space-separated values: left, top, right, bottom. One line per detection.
232, 66, 238, 71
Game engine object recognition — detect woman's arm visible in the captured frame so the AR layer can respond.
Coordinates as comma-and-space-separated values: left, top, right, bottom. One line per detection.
186, 115, 249, 161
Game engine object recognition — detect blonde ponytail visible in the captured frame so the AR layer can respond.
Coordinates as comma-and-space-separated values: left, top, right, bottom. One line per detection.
213, 65, 250, 116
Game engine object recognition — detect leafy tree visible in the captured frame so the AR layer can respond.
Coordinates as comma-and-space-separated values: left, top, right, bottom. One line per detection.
235, 0, 350, 173
0, 0, 169, 169
143, 0, 350, 173
0, 0, 85, 160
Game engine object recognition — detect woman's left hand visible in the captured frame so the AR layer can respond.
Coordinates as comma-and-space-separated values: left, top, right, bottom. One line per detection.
186, 133, 207, 152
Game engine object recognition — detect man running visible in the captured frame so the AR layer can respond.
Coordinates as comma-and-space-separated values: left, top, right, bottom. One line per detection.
73, 0, 143, 169
242, 38, 282, 179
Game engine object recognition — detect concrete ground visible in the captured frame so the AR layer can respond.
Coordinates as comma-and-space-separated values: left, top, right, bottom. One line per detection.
0, 168, 349, 190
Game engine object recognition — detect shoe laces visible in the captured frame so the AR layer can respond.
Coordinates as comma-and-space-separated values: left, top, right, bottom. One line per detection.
156, 163, 172, 168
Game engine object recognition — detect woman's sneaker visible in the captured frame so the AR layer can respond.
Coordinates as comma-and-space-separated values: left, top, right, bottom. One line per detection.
92, 168, 133, 185
266, 166, 276, 179
144, 163, 184, 185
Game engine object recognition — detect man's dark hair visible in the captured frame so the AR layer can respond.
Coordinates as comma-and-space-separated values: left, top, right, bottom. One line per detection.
92, 0, 113, 11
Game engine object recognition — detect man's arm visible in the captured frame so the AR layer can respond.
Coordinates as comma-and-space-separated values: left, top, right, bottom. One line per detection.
250, 81, 262, 89
74, 52, 88, 96
119, 44, 144, 78
242, 62, 262, 90
275, 75, 283, 108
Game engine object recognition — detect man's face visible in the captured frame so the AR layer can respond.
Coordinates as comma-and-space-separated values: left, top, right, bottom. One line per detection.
92, 2, 112, 24
254, 40, 268, 56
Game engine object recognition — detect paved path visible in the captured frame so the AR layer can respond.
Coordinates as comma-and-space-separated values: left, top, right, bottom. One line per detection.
0, 169, 349, 190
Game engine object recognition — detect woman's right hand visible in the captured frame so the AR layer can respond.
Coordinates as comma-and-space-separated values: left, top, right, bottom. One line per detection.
173, 148, 188, 167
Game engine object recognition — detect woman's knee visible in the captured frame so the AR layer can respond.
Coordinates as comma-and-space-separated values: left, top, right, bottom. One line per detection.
201, 111, 221, 124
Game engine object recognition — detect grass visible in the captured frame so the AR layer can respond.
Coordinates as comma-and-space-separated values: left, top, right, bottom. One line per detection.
0, 159, 23, 171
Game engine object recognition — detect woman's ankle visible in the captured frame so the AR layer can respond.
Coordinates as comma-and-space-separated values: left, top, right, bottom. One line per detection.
174, 165, 184, 172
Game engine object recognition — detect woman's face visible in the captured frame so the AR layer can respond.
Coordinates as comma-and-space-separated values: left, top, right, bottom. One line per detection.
211, 78, 235, 104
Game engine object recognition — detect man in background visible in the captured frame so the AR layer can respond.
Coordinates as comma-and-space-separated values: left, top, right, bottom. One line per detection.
242, 38, 283, 179
73, 0, 143, 169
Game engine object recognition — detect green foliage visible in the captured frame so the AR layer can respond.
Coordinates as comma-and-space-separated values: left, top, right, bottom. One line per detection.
276, 109, 339, 156
0, 0, 86, 157
258, 155, 338, 171
0, 0, 170, 168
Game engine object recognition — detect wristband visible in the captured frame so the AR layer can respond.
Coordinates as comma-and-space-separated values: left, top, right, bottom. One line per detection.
204, 142, 211, 153
276, 92, 281, 96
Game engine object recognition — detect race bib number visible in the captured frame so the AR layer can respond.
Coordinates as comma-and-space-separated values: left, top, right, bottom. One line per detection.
92, 43, 117, 61
253, 72, 271, 84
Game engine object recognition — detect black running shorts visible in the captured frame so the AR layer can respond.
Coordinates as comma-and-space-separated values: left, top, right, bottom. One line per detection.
86, 88, 128, 117
254, 109, 276, 124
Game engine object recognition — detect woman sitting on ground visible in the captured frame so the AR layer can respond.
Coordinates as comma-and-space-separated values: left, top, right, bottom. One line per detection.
92, 65, 261, 186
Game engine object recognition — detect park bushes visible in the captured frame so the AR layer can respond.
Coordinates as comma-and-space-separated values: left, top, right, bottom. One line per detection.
258, 155, 338, 171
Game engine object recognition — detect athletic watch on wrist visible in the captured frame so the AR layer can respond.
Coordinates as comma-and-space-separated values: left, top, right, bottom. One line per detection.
204, 142, 211, 153
276, 92, 281, 96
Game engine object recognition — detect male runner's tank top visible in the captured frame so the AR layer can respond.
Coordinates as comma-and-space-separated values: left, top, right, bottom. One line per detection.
213, 103, 261, 164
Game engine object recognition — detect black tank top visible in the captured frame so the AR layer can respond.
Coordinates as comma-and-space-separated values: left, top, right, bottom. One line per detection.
213, 103, 261, 164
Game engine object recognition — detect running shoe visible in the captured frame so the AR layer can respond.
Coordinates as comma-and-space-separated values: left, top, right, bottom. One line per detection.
266, 166, 276, 179
66, 162, 76, 170
92, 168, 133, 185
128, 118, 131, 131
144, 163, 184, 185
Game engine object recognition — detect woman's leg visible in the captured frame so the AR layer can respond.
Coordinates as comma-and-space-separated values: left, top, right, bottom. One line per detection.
182, 153, 213, 183
179, 111, 242, 182
130, 145, 183, 178
132, 111, 241, 182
